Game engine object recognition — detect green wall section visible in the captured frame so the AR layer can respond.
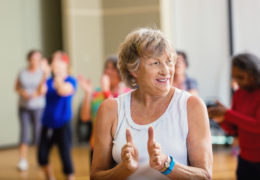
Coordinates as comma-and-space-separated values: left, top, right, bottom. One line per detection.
0, 0, 62, 146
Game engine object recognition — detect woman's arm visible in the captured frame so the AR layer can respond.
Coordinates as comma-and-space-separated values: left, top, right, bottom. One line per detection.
224, 108, 260, 134
31, 73, 48, 98
90, 99, 134, 180
208, 98, 260, 134
78, 75, 92, 121
37, 73, 47, 96
54, 76, 74, 96
218, 121, 238, 136
167, 96, 213, 180
80, 92, 91, 121
15, 78, 30, 100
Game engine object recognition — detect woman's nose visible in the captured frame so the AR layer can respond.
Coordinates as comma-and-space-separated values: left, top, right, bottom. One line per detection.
159, 63, 169, 75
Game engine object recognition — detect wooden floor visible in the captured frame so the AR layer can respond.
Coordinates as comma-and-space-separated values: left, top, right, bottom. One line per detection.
0, 145, 91, 180
212, 146, 237, 180
0, 145, 237, 180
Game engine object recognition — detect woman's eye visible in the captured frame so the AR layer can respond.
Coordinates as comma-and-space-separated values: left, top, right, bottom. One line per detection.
168, 59, 173, 63
152, 61, 159, 65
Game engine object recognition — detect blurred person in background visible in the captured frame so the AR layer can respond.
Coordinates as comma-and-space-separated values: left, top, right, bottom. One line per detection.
173, 50, 198, 95
40, 56, 51, 78
231, 79, 240, 157
208, 53, 260, 180
78, 55, 130, 160
38, 51, 77, 180
91, 28, 212, 180
15, 50, 47, 171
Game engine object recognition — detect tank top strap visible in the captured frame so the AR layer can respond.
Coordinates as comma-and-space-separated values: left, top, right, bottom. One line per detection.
113, 91, 132, 140
174, 88, 191, 137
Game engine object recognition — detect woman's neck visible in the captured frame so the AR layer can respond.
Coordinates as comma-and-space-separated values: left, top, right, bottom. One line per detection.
28, 65, 38, 72
110, 79, 121, 93
133, 87, 174, 107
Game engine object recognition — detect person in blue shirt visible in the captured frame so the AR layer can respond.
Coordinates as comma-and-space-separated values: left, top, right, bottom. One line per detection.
38, 51, 77, 180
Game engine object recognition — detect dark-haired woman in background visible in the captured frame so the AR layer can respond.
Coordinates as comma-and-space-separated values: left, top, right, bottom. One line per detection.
15, 50, 46, 171
208, 53, 260, 179
173, 51, 198, 96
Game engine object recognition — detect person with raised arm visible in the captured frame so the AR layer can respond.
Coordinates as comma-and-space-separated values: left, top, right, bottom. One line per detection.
78, 55, 130, 159
38, 51, 77, 180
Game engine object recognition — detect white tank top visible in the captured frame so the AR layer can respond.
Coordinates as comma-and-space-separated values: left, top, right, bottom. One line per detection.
112, 88, 191, 180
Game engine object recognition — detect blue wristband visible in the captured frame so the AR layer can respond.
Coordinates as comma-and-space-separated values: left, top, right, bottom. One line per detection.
162, 155, 175, 175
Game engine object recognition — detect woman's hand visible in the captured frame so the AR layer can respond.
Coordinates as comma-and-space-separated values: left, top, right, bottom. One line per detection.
54, 75, 64, 87
208, 101, 228, 123
147, 126, 168, 171
41, 58, 51, 77
121, 129, 139, 172
30, 91, 39, 98
21, 90, 31, 100
101, 74, 110, 92
15, 80, 32, 100
77, 75, 93, 94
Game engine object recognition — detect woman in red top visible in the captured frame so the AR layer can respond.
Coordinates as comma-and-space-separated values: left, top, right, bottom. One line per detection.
208, 53, 260, 180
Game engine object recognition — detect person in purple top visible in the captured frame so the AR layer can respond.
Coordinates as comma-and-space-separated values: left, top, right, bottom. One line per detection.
38, 51, 77, 180
173, 51, 198, 95
15, 50, 46, 171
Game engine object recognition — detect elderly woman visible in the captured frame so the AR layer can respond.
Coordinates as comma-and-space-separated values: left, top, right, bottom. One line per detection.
91, 28, 212, 180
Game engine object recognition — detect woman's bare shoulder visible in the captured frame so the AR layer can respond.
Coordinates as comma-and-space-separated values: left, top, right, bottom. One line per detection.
99, 98, 118, 112
186, 95, 208, 125
187, 95, 207, 110
96, 98, 118, 127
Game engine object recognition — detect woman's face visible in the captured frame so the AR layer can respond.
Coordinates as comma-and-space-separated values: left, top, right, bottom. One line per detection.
104, 62, 120, 84
232, 66, 255, 90
29, 52, 42, 68
51, 53, 68, 76
175, 55, 187, 75
134, 52, 175, 95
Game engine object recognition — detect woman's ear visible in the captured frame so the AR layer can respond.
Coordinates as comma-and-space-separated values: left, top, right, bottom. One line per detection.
130, 71, 137, 78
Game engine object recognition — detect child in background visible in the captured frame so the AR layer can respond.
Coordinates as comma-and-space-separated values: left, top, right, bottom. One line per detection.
208, 53, 260, 179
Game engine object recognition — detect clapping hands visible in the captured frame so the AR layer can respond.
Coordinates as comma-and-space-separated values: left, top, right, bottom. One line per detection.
121, 127, 167, 172
147, 127, 168, 171
121, 129, 139, 172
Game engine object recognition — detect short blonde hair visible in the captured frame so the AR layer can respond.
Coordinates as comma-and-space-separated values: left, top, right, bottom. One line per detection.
118, 28, 176, 88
